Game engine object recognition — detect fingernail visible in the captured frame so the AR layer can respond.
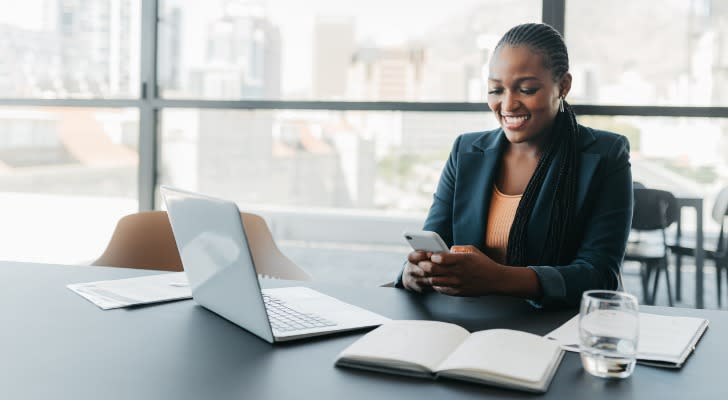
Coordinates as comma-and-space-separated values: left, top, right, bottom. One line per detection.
431, 254, 442, 263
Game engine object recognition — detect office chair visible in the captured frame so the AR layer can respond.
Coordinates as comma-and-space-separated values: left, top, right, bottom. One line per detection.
669, 186, 728, 307
624, 188, 679, 306
93, 211, 312, 280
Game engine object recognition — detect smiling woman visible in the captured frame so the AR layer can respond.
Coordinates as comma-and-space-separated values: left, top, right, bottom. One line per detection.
395, 23, 634, 309
487, 45, 570, 145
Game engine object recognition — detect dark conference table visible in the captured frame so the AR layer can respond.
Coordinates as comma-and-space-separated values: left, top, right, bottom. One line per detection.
2, 261, 726, 399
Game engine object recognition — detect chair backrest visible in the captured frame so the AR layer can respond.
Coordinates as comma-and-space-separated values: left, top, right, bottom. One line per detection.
711, 186, 728, 225
711, 186, 728, 255
93, 211, 182, 271
93, 210, 311, 280
631, 188, 679, 231
241, 212, 312, 280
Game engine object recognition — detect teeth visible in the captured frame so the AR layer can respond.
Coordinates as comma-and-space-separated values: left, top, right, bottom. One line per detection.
503, 115, 530, 124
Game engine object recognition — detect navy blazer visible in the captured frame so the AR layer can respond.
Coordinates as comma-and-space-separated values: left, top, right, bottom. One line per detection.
396, 125, 633, 308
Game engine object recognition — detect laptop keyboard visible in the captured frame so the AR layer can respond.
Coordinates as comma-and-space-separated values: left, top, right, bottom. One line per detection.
263, 294, 337, 333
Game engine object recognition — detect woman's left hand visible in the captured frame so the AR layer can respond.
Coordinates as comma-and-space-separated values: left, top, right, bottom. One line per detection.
420, 245, 506, 296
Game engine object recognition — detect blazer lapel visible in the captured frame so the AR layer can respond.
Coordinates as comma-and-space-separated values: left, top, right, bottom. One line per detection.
576, 153, 601, 216
452, 132, 505, 250
574, 125, 600, 217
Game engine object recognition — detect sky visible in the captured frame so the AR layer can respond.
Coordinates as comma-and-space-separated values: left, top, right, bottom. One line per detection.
0, 0, 46, 30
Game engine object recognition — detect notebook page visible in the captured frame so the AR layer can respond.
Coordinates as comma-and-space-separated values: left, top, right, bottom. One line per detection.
337, 320, 470, 372
436, 329, 561, 384
637, 313, 708, 362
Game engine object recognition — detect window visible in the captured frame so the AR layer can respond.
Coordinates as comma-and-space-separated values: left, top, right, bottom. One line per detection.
0, 107, 139, 264
581, 115, 728, 197
566, 0, 728, 106
0, 0, 141, 99
159, 109, 494, 212
158, 0, 541, 101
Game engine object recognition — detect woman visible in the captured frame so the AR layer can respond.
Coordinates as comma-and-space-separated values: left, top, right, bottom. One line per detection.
395, 23, 633, 308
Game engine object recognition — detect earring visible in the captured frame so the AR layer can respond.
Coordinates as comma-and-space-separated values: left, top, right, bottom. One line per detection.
559, 96, 565, 113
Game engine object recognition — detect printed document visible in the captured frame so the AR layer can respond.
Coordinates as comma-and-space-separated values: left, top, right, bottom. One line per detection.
68, 272, 192, 310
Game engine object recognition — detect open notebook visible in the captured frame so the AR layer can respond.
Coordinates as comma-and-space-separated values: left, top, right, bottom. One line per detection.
335, 320, 564, 393
546, 312, 709, 368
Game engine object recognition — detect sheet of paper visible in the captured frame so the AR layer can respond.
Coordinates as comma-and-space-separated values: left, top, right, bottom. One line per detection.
68, 272, 192, 310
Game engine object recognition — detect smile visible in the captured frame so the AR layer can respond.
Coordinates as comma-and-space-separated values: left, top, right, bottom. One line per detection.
501, 114, 530, 124
499, 113, 531, 129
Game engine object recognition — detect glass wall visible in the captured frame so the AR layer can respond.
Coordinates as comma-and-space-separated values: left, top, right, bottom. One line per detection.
566, 0, 728, 106
157, 0, 541, 101
580, 115, 728, 229
159, 109, 494, 211
159, 110, 728, 227
0, 0, 141, 99
0, 106, 139, 264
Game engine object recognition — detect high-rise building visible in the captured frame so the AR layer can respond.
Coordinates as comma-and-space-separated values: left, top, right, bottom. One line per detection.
158, 5, 183, 93
348, 45, 425, 101
55, 0, 140, 97
189, 1, 282, 99
192, 110, 360, 208
313, 17, 355, 99
0, 24, 61, 96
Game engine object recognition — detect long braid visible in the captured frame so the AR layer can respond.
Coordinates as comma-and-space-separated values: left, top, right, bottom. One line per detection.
541, 101, 580, 263
499, 23, 581, 266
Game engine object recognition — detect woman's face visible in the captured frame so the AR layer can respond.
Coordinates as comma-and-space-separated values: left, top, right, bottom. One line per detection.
487, 45, 571, 146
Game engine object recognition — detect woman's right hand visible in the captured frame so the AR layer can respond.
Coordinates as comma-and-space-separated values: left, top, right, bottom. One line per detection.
402, 251, 434, 292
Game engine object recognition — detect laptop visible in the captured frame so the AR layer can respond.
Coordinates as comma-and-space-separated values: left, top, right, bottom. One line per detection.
160, 186, 390, 343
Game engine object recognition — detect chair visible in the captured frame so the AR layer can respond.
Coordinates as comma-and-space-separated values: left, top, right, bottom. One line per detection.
93, 210, 312, 280
669, 186, 728, 306
624, 188, 679, 306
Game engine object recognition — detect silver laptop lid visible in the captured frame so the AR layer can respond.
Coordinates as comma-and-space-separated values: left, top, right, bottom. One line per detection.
160, 186, 275, 343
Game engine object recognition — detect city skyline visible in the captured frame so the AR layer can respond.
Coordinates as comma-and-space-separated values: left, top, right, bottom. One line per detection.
0, 0, 726, 201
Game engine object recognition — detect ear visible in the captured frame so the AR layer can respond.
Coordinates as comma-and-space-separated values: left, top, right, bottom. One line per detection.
559, 72, 572, 97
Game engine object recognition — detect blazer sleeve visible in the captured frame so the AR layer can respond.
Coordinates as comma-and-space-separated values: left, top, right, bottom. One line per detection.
421, 135, 463, 245
529, 135, 633, 308
393, 135, 462, 287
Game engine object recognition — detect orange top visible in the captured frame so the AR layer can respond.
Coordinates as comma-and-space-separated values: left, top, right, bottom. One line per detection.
484, 185, 522, 264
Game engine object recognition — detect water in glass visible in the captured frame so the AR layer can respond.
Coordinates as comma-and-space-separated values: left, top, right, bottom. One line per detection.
579, 291, 639, 379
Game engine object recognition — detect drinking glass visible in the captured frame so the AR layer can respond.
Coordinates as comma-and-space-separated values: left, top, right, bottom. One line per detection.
579, 290, 639, 379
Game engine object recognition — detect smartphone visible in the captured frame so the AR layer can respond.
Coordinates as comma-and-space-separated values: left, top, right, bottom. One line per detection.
403, 230, 449, 253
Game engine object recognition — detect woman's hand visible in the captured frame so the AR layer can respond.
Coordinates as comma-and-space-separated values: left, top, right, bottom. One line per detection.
423, 245, 506, 296
402, 250, 435, 292
402, 246, 504, 295
403, 245, 542, 298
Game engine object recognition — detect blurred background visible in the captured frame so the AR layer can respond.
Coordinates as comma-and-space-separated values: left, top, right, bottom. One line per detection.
1, 0, 726, 308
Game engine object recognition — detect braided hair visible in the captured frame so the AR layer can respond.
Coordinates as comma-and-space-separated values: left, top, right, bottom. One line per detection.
498, 23, 581, 266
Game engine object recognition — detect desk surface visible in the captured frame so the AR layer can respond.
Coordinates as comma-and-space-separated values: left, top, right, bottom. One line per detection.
1, 261, 725, 399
